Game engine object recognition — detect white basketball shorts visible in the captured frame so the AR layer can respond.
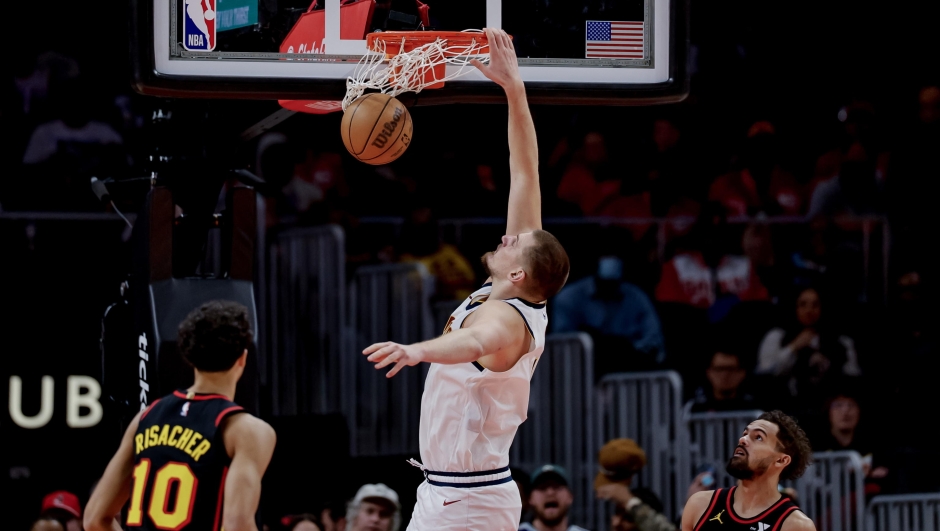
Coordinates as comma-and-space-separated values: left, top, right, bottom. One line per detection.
406, 468, 521, 531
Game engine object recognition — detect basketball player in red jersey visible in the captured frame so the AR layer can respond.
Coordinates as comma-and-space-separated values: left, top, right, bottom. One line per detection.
84, 300, 276, 531
682, 411, 816, 531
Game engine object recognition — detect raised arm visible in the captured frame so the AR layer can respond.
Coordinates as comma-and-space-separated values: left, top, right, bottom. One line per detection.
473, 28, 542, 235
84, 413, 141, 531
221, 414, 277, 531
363, 300, 530, 376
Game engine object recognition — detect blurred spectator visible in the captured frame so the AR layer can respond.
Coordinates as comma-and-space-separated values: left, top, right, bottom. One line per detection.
814, 390, 889, 498
553, 255, 665, 374
556, 131, 614, 215
644, 118, 696, 216
39, 491, 82, 531
346, 484, 400, 531
708, 122, 806, 217
593, 439, 675, 531
19, 76, 126, 211
318, 499, 348, 531
555, 131, 653, 240
685, 348, 756, 413
741, 222, 785, 297
22, 78, 123, 166
13, 51, 80, 118
256, 134, 349, 225
755, 287, 861, 408
609, 489, 671, 531
806, 141, 885, 218
29, 518, 65, 531
877, 269, 940, 493
787, 216, 832, 288
519, 464, 589, 531
282, 513, 323, 531
399, 204, 477, 301
655, 209, 770, 320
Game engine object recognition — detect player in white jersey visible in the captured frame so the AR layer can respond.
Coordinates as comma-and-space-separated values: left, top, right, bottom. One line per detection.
363, 28, 571, 531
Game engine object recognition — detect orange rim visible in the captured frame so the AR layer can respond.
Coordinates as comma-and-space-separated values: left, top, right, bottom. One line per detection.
366, 31, 488, 53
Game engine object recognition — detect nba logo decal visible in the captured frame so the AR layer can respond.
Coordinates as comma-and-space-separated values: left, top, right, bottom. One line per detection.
183, 0, 216, 51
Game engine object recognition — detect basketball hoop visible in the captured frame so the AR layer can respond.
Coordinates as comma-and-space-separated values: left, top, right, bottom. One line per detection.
343, 30, 490, 110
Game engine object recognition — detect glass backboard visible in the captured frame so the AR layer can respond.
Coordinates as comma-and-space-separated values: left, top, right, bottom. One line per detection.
132, 0, 688, 104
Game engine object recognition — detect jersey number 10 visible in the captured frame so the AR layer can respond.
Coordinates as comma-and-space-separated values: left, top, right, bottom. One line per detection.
127, 459, 199, 530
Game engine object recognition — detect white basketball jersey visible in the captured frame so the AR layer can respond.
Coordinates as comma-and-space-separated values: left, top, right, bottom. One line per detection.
418, 282, 548, 472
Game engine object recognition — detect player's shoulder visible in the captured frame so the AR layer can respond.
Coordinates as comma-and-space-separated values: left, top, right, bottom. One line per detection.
221, 413, 275, 457
781, 510, 816, 531
474, 296, 527, 319
223, 412, 274, 440
688, 489, 717, 506
681, 490, 717, 528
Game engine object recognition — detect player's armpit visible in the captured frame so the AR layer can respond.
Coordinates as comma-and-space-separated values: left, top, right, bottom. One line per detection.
83, 412, 141, 531
679, 490, 714, 531
222, 414, 277, 531
471, 301, 531, 372
781, 511, 817, 531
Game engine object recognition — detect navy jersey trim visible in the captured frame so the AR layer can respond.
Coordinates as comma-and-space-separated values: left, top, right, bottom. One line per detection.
427, 475, 514, 488
425, 465, 510, 477
726, 487, 789, 524
503, 301, 535, 339
772, 507, 800, 531
173, 390, 231, 401
140, 398, 162, 421
510, 297, 546, 309
215, 406, 245, 427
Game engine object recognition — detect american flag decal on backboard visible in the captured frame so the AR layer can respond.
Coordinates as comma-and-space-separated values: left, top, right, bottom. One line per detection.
585, 21, 644, 59
183, 0, 217, 51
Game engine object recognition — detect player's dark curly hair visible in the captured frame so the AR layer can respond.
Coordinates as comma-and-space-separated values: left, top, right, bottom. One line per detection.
178, 300, 252, 372
759, 410, 813, 480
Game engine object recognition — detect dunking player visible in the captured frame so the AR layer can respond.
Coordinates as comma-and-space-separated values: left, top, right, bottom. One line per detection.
362, 28, 570, 531
682, 411, 816, 531
84, 301, 276, 531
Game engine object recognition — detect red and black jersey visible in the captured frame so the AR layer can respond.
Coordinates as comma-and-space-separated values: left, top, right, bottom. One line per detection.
128, 390, 246, 531
694, 487, 802, 531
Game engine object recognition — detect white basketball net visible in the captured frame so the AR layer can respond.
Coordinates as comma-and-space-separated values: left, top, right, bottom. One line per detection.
343, 30, 489, 110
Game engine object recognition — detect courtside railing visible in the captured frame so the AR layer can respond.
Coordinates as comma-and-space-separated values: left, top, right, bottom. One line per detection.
345, 262, 436, 456
686, 409, 764, 490
867, 493, 940, 531
264, 225, 346, 416
790, 450, 866, 531
511, 333, 600, 530
597, 371, 690, 521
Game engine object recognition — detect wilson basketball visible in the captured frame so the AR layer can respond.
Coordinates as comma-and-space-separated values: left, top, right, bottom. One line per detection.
341, 93, 413, 165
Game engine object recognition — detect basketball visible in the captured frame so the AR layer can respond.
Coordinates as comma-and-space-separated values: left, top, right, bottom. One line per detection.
341, 93, 413, 165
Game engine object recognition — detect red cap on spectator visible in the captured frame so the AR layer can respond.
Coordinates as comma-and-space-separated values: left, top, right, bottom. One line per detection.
41, 491, 81, 518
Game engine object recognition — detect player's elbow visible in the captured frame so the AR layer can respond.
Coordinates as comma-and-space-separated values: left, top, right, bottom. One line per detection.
467, 336, 488, 361
222, 515, 258, 531
82, 514, 113, 531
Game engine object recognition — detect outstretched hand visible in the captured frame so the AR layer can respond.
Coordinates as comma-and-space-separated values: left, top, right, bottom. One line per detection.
363, 341, 423, 378
471, 28, 523, 91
